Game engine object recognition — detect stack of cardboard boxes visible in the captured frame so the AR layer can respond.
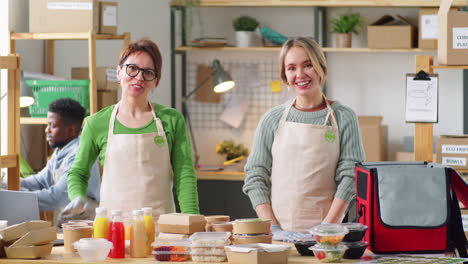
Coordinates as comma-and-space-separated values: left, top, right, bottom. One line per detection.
0, 220, 57, 259
29, 0, 118, 34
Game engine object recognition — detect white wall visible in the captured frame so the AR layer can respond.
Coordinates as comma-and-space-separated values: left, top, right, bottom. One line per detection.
8, 3, 464, 164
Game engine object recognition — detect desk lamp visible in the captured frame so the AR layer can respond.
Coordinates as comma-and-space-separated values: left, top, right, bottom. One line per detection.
182, 59, 235, 164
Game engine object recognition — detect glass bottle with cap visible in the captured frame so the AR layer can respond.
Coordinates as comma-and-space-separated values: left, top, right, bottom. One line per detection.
142, 207, 155, 255
108, 210, 125, 258
93, 207, 109, 239
130, 209, 146, 258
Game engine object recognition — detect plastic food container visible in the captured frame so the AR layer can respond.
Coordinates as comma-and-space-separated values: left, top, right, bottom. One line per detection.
232, 219, 271, 234
152, 239, 191, 262
342, 241, 368, 259
190, 232, 231, 247
294, 240, 317, 256
309, 224, 349, 246
73, 238, 113, 262
341, 223, 368, 242
310, 244, 348, 263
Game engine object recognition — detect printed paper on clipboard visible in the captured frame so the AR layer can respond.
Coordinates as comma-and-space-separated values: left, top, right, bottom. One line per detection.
219, 94, 249, 128
405, 72, 439, 123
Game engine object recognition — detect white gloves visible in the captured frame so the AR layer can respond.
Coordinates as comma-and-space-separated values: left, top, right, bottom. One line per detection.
57, 197, 98, 228
271, 224, 312, 241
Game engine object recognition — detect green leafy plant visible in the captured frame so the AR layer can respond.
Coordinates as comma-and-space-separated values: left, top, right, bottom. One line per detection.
233, 15, 259, 32
215, 140, 249, 160
330, 13, 364, 34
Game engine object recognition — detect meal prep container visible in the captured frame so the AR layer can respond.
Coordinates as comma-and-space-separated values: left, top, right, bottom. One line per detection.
310, 244, 348, 263
309, 224, 349, 246
73, 238, 113, 262
342, 241, 368, 259
294, 240, 317, 256
232, 219, 271, 234
341, 223, 368, 242
152, 238, 191, 262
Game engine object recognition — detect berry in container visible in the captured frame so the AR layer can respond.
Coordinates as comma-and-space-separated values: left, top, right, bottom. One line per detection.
309, 224, 349, 246
152, 238, 191, 262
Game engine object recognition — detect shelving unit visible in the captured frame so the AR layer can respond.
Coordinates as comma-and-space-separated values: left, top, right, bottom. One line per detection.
176, 46, 438, 53
9, 31, 131, 125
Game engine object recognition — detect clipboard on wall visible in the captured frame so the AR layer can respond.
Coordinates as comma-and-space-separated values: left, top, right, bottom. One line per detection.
405, 70, 439, 123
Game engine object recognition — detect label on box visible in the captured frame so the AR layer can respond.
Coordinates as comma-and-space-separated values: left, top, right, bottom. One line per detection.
441, 144, 468, 154
48, 2, 92, 10
106, 69, 118, 82
452, 28, 468, 49
442, 157, 467, 167
421, 14, 438, 40
103, 6, 117, 26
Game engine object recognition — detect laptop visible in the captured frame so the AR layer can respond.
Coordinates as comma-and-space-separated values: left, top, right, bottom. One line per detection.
0, 190, 40, 226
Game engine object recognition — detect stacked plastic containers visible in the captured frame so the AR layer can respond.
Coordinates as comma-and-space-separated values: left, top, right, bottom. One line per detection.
190, 232, 231, 262
341, 223, 369, 259
309, 224, 349, 263
152, 238, 191, 262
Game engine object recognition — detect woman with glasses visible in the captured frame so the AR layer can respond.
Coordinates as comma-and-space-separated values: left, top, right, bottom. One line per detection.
63, 38, 199, 219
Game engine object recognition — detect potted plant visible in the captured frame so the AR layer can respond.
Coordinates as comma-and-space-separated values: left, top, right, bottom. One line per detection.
330, 12, 364, 48
215, 140, 249, 161
233, 15, 259, 48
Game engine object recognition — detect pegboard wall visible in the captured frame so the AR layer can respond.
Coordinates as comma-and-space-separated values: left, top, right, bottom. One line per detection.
185, 52, 293, 132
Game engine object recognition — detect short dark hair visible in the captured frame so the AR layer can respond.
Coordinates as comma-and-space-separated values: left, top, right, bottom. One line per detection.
48, 98, 86, 131
118, 38, 162, 86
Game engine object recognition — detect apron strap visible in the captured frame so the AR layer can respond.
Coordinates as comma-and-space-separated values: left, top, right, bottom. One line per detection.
278, 99, 296, 128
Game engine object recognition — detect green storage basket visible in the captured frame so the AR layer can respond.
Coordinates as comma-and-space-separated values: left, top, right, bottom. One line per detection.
26, 80, 90, 117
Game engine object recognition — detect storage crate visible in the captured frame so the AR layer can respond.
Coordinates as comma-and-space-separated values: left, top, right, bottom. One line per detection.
25, 80, 90, 117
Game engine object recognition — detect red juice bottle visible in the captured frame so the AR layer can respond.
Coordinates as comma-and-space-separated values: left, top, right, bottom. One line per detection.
108, 209, 125, 258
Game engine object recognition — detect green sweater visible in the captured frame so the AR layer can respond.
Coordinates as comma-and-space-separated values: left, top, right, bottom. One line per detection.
68, 103, 200, 214
243, 101, 365, 209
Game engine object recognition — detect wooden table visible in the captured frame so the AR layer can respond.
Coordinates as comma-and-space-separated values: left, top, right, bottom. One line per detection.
1, 243, 364, 263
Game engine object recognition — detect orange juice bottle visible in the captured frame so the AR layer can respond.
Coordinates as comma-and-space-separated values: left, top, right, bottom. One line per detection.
130, 210, 146, 258
142, 207, 155, 255
93, 207, 109, 239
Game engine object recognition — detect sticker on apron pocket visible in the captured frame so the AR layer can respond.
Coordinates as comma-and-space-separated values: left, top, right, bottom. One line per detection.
324, 130, 336, 143
154, 135, 165, 146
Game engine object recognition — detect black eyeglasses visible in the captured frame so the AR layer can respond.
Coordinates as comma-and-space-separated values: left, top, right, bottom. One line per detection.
120, 64, 157, 81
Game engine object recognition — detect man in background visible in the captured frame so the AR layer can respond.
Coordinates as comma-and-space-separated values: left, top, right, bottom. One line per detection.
7, 98, 100, 224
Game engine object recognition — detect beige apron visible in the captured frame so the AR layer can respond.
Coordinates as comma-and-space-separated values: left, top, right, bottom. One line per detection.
271, 97, 340, 232
100, 102, 176, 218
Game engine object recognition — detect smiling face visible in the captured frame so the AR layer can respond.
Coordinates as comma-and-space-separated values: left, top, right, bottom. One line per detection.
117, 51, 158, 99
284, 46, 322, 99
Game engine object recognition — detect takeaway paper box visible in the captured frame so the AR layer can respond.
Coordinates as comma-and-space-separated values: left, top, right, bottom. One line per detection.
9, 227, 57, 247
4, 244, 53, 259
1, 224, 56, 259
436, 135, 468, 169
158, 213, 206, 234
438, 0, 468, 65
29, 0, 99, 33
368, 15, 416, 49
0, 221, 50, 242
225, 243, 290, 264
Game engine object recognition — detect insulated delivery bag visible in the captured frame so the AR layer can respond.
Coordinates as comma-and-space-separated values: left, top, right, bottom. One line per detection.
355, 162, 468, 256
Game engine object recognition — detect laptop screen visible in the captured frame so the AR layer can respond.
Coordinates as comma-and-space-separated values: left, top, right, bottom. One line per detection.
0, 190, 40, 226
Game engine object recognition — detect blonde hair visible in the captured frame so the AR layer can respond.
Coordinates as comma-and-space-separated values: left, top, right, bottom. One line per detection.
279, 37, 327, 87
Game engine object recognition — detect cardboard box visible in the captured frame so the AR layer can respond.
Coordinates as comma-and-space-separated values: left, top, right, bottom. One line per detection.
0, 221, 51, 242
395, 151, 436, 162
358, 116, 387, 162
368, 15, 416, 49
10, 227, 57, 247
436, 135, 468, 169
29, 0, 99, 33
4, 244, 53, 259
99, 1, 118, 34
232, 219, 271, 235
225, 243, 290, 264
438, 0, 468, 65
157, 213, 206, 234
98, 90, 117, 110
71, 67, 119, 91
419, 8, 439, 49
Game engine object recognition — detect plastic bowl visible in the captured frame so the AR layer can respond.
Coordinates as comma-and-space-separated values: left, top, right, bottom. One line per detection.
309, 224, 349, 246
294, 240, 316, 256
73, 238, 113, 262
342, 223, 368, 242
310, 244, 348, 263
343, 241, 368, 259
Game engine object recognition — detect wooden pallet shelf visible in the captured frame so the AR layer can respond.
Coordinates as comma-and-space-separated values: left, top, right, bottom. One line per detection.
176, 46, 438, 53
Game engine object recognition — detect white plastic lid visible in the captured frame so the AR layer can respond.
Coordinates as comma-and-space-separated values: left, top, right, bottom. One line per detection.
132, 209, 143, 216
95, 207, 107, 214
309, 223, 349, 237
341, 223, 368, 231
74, 238, 113, 250
110, 209, 122, 216
142, 207, 153, 213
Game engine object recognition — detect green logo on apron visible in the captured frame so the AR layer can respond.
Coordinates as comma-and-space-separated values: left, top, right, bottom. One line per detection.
154, 135, 165, 146
324, 130, 336, 143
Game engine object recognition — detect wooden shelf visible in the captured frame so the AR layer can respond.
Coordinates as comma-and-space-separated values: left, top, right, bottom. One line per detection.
433, 65, 468, 70
10, 32, 129, 40
176, 46, 437, 53
20, 117, 47, 125
196, 170, 245, 181
172, 0, 468, 7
